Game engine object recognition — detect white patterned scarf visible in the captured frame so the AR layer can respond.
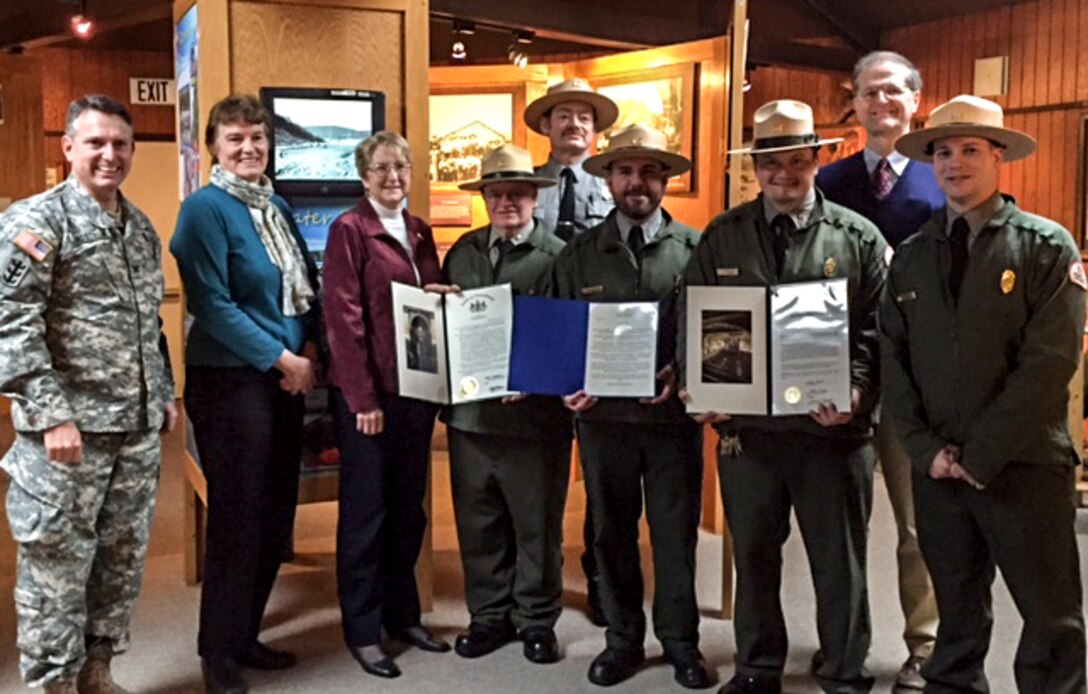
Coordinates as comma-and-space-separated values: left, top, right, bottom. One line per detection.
210, 164, 315, 316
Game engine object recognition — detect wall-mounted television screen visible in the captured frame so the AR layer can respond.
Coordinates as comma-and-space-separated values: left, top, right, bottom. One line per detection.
260, 87, 386, 197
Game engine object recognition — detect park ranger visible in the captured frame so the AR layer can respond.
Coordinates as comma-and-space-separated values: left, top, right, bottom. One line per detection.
441, 144, 572, 665
0, 95, 176, 694
882, 94, 1086, 692
682, 99, 886, 694
524, 77, 619, 627
553, 124, 710, 690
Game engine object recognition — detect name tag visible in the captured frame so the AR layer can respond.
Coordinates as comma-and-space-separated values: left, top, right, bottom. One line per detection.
895, 290, 917, 303
716, 267, 740, 277
581, 285, 604, 296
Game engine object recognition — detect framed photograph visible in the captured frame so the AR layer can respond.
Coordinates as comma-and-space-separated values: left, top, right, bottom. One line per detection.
429, 89, 515, 186
594, 63, 697, 193
685, 285, 768, 415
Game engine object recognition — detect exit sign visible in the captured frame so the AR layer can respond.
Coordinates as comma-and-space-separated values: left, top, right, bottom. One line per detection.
129, 78, 176, 105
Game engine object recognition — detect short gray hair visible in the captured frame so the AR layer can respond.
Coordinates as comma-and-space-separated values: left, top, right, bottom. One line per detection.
852, 51, 922, 94
355, 131, 411, 179
65, 95, 133, 137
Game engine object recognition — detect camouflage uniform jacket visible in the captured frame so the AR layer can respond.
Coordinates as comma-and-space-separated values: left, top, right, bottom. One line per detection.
0, 176, 174, 436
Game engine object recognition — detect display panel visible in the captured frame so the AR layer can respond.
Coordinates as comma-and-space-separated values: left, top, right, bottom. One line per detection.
260, 87, 386, 197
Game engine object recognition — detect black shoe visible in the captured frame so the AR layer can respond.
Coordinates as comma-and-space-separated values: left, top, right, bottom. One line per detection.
585, 577, 607, 627
665, 649, 715, 689
201, 656, 248, 694
238, 641, 297, 670
454, 622, 514, 658
348, 645, 401, 679
389, 626, 451, 653
519, 626, 560, 664
587, 645, 644, 687
718, 674, 781, 694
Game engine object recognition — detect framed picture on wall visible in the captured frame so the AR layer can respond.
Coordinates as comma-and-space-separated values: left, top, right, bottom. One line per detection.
429, 89, 516, 186
593, 63, 697, 193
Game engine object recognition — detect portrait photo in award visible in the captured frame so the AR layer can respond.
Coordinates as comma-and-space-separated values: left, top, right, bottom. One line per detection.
700, 310, 753, 385
404, 308, 439, 374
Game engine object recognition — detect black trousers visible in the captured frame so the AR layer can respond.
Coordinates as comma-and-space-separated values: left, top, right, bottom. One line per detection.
331, 390, 437, 647
720, 430, 875, 693
185, 366, 304, 658
914, 464, 1086, 693
577, 419, 703, 654
448, 428, 571, 630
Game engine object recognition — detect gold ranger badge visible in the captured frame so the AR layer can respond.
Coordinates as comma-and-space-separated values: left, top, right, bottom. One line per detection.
823, 256, 836, 278
1000, 269, 1016, 295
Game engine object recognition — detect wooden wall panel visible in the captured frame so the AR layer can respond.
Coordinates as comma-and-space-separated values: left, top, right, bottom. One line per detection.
744, 65, 850, 127
0, 54, 45, 202
227, 0, 431, 216
884, 0, 1088, 243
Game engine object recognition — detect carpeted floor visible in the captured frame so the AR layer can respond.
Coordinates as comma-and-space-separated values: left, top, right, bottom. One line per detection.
0, 413, 1085, 692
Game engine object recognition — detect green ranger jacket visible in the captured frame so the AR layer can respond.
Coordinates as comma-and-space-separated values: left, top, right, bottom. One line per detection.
683, 192, 887, 440
879, 197, 1085, 485
551, 209, 700, 424
440, 219, 571, 440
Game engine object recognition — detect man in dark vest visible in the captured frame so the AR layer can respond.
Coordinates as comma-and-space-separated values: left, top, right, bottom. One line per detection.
816, 50, 942, 691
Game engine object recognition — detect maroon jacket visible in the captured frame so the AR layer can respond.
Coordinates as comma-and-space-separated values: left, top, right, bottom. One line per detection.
323, 198, 442, 413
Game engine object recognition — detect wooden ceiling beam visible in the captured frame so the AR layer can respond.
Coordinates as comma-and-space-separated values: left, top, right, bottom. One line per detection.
432, 0, 724, 50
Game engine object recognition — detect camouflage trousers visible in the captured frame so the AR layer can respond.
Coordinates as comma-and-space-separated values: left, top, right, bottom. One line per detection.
2, 429, 160, 686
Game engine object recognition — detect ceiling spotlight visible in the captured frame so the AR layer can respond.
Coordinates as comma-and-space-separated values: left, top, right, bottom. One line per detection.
507, 45, 528, 68
451, 39, 467, 61
508, 30, 531, 68
70, 0, 94, 39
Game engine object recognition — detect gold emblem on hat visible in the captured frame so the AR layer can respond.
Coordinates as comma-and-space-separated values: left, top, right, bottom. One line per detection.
784, 386, 802, 405
632, 136, 644, 145
459, 377, 479, 397
773, 124, 785, 134
823, 256, 836, 277
1000, 269, 1016, 295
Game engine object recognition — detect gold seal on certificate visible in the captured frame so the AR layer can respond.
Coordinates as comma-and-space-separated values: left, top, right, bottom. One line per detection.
459, 377, 480, 397
783, 386, 802, 405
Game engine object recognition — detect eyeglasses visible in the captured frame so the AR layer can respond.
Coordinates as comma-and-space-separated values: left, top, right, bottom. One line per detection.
856, 84, 912, 101
367, 163, 411, 175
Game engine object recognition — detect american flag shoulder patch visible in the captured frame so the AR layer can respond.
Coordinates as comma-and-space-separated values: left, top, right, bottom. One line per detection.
12, 229, 53, 263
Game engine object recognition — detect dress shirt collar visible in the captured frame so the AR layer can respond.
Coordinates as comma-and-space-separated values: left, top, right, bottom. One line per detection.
863, 147, 910, 177
763, 188, 817, 229
616, 208, 663, 245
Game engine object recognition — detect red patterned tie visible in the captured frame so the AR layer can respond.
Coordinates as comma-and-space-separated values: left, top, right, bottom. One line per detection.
873, 158, 893, 200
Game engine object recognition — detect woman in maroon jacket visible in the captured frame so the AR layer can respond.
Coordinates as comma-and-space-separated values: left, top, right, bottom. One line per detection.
323, 131, 449, 679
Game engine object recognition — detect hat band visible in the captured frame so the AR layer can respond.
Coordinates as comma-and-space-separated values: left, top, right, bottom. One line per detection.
752, 133, 819, 150
480, 170, 538, 182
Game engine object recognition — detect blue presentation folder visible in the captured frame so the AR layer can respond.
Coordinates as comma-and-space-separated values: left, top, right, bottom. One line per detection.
508, 295, 588, 396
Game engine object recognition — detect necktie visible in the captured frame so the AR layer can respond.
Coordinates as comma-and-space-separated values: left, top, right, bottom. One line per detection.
771, 214, 794, 277
948, 217, 970, 300
627, 225, 644, 255
557, 167, 576, 241
493, 238, 515, 275
872, 158, 893, 200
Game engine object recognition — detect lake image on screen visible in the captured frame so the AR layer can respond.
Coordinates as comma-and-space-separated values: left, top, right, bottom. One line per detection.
272, 97, 373, 181
701, 310, 753, 384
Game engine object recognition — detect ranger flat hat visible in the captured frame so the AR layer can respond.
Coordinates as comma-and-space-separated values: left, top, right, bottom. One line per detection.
895, 94, 1036, 162
458, 144, 558, 191
729, 99, 842, 155
583, 123, 692, 178
523, 78, 619, 135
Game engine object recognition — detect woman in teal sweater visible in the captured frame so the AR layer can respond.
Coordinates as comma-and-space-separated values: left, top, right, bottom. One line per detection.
170, 94, 320, 694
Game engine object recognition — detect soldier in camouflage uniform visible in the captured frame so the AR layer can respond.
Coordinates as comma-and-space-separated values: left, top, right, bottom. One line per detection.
0, 95, 176, 694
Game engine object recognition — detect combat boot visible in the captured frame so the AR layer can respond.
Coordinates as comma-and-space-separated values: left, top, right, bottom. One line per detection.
77, 638, 131, 694
43, 676, 78, 694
